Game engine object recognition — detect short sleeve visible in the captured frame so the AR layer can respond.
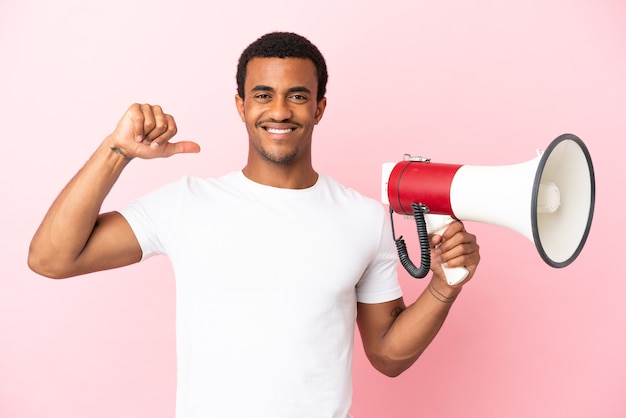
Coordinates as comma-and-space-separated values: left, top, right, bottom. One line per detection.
355, 210, 402, 304
117, 179, 184, 260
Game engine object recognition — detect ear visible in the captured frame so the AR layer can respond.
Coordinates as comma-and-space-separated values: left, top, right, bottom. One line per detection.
235, 94, 245, 122
314, 97, 327, 125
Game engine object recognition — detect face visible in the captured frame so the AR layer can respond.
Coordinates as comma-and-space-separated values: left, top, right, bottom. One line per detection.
235, 57, 326, 167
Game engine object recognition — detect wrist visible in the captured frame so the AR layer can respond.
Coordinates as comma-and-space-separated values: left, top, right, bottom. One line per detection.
428, 278, 462, 303
101, 135, 134, 163
91, 137, 134, 174
110, 146, 134, 161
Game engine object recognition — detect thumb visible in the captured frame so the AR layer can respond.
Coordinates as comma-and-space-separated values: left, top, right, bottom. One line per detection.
161, 140, 201, 157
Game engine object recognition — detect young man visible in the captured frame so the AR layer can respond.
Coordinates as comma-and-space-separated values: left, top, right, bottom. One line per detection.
29, 32, 480, 417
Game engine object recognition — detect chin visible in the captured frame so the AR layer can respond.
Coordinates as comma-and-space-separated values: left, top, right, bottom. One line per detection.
258, 147, 300, 165
264, 154, 298, 165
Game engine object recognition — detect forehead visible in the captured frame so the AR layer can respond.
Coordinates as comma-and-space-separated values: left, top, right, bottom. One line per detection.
244, 57, 318, 92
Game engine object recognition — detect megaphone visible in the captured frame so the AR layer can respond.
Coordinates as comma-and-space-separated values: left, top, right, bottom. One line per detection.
381, 133, 595, 285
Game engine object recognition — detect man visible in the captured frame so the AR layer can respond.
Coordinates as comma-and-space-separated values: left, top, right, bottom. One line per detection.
29, 32, 480, 417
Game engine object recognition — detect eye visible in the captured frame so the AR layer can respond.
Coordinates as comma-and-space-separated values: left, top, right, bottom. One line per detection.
253, 93, 272, 103
289, 94, 308, 103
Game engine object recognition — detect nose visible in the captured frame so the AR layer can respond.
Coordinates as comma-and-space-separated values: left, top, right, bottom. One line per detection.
267, 96, 293, 121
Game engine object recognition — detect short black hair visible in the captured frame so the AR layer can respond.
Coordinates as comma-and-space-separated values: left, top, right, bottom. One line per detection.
236, 32, 328, 101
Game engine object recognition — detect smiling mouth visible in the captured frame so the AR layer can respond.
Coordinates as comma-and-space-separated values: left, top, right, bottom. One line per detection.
264, 127, 295, 134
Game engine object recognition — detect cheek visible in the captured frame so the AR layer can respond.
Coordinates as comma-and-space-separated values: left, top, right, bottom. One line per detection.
242, 104, 261, 123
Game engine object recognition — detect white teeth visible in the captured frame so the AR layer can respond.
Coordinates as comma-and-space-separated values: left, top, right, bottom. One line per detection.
266, 128, 293, 134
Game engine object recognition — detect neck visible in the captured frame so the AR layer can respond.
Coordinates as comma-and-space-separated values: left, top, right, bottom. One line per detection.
242, 163, 318, 189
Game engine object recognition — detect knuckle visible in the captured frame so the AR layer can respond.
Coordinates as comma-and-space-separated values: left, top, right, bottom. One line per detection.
155, 119, 168, 130
165, 115, 177, 134
144, 119, 156, 131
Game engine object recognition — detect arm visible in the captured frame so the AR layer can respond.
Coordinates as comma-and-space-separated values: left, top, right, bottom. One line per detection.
356, 220, 480, 377
28, 103, 200, 279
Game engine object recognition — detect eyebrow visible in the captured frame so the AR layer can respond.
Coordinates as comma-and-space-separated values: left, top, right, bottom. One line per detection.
250, 85, 312, 95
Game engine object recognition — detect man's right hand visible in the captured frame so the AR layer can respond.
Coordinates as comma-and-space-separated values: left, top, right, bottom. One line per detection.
108, 103, 201, 159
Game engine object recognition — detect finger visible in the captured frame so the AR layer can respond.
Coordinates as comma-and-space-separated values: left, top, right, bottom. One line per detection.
439, 242, 473, 266
133, 139, 200, 159
430, 234, 443, 248
437, 229, 474, 256
438, 222, 471, 252
140, 104, 162, 144
440, 238, 480, 268
124, 104, 147, 142
444, 252, 480, 279
441, 221, 465, 240
147, 113, 177, 149
160, 140, 201, 157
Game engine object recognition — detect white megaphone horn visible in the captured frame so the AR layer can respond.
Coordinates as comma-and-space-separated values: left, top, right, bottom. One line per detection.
381, 133, 596, 286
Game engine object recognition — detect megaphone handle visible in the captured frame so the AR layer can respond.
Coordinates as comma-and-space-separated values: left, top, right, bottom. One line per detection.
425, 215, 470, 286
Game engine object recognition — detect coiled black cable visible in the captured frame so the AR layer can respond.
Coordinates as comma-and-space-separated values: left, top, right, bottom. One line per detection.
390, 202, 431, 279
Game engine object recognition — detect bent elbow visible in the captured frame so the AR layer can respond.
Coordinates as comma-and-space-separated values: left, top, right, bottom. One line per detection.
368, 352, 419, 378
373, 361, 411, 378
27, 246, 73, 280
27, 257, 63, 279
382, 368, 406, 379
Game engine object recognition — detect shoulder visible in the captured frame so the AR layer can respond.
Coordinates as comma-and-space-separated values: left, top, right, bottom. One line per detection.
319, 175, 385, 212
316, 175, 389, 231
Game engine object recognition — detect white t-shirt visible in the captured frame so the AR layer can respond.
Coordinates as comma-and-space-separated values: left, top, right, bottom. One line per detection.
119, 171, 401, 418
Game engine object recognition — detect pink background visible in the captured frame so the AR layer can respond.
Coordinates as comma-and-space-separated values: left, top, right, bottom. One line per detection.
1, 0, 624, 417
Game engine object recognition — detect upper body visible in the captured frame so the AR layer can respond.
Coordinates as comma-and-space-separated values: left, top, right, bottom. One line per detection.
28, 32, 481, 417
120, 170, 401, 416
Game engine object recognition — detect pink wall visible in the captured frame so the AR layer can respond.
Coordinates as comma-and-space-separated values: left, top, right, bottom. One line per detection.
1, 0, 624, 417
